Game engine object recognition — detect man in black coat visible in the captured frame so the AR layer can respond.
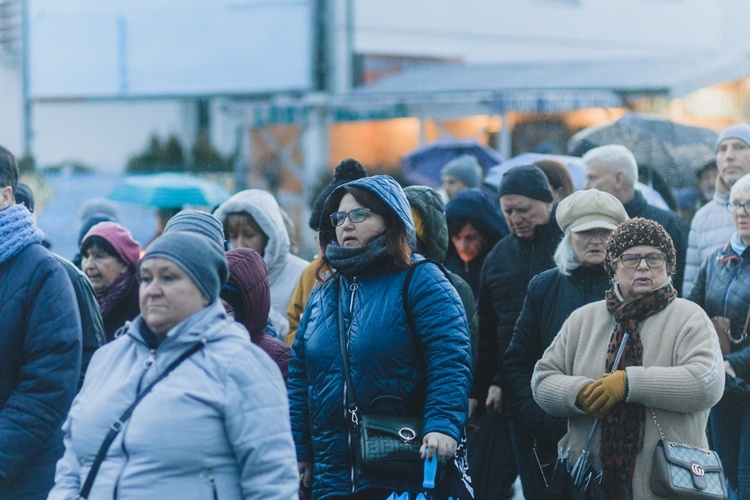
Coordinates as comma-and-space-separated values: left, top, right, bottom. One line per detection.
0, 147, 82, 499
471, 165, 562, 497
583, 144, 688, 294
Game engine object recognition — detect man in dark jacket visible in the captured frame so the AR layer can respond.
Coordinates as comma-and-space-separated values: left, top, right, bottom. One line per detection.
0, 147, 82, 499
583, 144, 688, 293
472, 165, 562, 497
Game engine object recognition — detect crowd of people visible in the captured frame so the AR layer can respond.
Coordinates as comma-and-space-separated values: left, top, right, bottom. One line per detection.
1, 122, 749, 500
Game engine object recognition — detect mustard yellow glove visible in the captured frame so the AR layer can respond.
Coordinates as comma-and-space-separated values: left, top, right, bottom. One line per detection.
577, 383, 595, 411
582, 370, 627, 418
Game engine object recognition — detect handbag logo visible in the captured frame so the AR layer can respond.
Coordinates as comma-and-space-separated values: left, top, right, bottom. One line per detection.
691, 463, 705, 477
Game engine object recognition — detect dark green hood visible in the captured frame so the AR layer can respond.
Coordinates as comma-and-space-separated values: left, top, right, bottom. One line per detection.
404, 186, 448, 262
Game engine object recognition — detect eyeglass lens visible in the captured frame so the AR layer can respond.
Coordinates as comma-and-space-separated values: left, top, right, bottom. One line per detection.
330, 208, 370, 227
730, 202, 750, 215
620, 253, 665, 268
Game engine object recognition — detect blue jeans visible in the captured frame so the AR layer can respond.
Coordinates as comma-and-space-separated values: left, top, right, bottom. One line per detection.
710, 394, 750, 499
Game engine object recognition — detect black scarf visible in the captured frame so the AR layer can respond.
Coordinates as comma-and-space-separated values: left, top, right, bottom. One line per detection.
600, 283, 677, 500
324, 234, 389, 276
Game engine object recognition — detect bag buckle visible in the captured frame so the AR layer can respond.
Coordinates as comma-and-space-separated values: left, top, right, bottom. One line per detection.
111, 420, 124, 432
398, 427, 417, 444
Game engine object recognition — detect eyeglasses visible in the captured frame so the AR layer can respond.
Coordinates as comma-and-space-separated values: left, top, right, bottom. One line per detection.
618, 252, 666, 268
330, 208, 371, 227
728, 202, 750, 216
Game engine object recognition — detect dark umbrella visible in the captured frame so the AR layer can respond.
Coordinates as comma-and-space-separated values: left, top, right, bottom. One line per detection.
401, 138, 504, 188
567, 113, 718, 189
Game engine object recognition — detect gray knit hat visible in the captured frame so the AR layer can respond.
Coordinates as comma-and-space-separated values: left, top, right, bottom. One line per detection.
716, 124, 750, 151
440, 154, 482, 188
140, 231, 229, 302
164, 209, 225, 251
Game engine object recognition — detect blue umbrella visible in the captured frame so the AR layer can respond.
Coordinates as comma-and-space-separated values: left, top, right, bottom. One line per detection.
107, 173, 231, 208
401, 138, 504, 188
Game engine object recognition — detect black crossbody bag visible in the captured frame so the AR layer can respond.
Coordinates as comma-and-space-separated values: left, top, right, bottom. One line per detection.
78, 341, 206, 499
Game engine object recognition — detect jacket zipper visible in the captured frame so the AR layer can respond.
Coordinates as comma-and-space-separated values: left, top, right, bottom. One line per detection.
343, 277, 359, 493
208, 469, 218, 500
112, 348, 157, 498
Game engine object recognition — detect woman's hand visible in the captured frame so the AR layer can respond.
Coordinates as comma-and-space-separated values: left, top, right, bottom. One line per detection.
725, 360, 737, 378
298, 461, 312, 489
420, 432, 457, 462
485, 385, 504, 414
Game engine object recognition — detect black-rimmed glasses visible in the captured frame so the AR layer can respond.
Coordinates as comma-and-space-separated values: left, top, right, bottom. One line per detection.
728, 202, 750, 216
618, 252, 666, 268
330, 208, 371, 227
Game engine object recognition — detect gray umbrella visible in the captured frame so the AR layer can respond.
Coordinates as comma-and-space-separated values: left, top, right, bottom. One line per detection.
567, 113, 718, 189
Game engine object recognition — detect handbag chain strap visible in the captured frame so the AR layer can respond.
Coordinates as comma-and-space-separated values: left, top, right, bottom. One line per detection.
649, 408, 711, 455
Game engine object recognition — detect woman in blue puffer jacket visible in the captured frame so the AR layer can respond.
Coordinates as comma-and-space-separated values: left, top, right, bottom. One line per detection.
289, 175, 473, 499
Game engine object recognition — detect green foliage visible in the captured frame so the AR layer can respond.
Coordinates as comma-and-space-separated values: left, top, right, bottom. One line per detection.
127, 133, 232, 173
17, 155, 36, 175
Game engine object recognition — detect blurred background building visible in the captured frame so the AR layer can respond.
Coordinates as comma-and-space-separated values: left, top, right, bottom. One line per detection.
3, 0, 750, 256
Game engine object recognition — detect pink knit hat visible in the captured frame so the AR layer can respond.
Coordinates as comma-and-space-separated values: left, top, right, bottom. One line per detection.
82, 222, 141, 269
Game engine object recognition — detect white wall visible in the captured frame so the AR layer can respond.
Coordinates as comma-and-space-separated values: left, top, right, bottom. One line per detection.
32, 100, 195, 172
354, 0, 722, 62
0, 62, 25, 156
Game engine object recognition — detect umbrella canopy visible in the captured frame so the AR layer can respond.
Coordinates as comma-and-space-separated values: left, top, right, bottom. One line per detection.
401, 138, 504, 188
484, 153, 587, 190
567, 112, 718, 189
483, 152, 670, 210
107, 173, 231, 208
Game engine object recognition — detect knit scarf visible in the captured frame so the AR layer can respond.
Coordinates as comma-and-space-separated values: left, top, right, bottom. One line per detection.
96, 272, 135, 318
324, 234, 389, 276
0, 203, 44, 264
600, 283, 676, 500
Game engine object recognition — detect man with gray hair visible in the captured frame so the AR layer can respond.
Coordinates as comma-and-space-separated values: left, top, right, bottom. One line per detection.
683, 123, 750, 297
583, 144, 688, 293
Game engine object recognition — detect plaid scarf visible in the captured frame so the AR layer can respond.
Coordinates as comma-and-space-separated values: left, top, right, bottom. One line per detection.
600, 283, 676, 500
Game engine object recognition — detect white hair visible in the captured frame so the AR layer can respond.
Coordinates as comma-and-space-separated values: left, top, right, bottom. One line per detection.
730, 172, 750, 199
582, 145, 638, 187
553, 233, 581, 276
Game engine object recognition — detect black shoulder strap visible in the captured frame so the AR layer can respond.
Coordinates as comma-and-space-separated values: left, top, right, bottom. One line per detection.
337, 276, 360, 429
79, 341, 206, 498
402, 259, 453, 340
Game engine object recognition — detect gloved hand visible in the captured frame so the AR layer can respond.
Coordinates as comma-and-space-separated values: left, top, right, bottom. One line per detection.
582, 370, 627, 418
577, 383, 594, 411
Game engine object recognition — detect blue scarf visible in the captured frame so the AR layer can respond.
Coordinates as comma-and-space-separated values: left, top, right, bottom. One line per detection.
730, 231, 747, 256
0, 203, 44, 264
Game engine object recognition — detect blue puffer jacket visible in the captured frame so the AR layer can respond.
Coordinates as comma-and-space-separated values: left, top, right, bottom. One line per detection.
288, 176, 472, 500
0, 242, 81, 500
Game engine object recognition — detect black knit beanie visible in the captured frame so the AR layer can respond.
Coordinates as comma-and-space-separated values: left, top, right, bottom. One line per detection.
309, 158, 367, 231
140, 231, 229, 302
497, 164, 554, 203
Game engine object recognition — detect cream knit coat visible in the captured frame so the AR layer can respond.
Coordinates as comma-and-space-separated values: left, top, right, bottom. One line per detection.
532, 294, 725, 499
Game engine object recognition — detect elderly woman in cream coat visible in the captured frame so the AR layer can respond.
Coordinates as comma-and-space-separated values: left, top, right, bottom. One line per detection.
532, 218, 724, 500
